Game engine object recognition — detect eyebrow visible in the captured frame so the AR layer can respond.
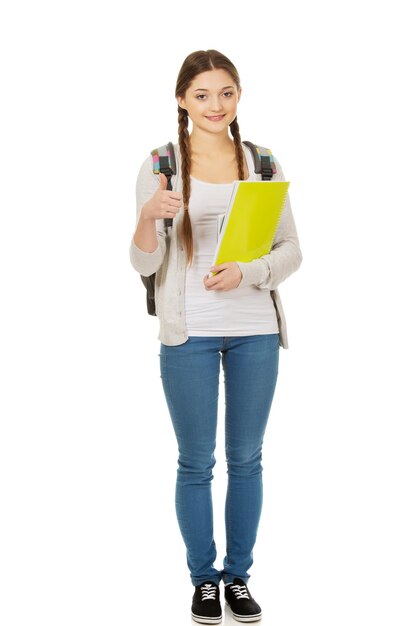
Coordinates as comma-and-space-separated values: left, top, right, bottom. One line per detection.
194, 85, 235, 92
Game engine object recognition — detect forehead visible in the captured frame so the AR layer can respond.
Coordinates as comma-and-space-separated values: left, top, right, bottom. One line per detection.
188, 68, 236, 92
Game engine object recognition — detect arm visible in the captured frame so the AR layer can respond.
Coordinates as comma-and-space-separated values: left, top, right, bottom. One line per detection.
129, 155, 167, 277
235, 158, 302, 289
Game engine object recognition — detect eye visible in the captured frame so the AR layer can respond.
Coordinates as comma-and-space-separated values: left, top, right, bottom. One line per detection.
196, 94, 206, 100
223, 91, 234, 97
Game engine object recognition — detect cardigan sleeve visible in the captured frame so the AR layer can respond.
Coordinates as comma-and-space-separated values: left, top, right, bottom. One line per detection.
236, 157, 302, 289
129, 154, 168, 277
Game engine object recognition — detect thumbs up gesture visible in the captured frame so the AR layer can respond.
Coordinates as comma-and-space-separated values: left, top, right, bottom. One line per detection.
159, 172, 168, 190
141, 172, 183, 221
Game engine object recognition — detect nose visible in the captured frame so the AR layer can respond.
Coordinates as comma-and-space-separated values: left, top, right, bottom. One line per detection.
209, 96, 223, 112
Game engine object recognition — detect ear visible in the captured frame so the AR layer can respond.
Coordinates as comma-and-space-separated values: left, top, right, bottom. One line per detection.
177, 96, 186, 110
237, 87, 242, 103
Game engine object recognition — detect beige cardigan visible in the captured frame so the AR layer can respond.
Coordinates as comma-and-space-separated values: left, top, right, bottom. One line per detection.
129, 142, 302, 348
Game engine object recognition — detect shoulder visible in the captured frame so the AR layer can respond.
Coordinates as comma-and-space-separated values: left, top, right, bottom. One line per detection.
137, 153, 155, 178
139, 141, 177, 171
241, 141, 284, 178
241, 140, 279, 163
136, 153, 159, 195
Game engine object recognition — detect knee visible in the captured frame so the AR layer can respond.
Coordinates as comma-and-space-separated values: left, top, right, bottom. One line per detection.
226, 446, 263, 477
177, 451, 216, 485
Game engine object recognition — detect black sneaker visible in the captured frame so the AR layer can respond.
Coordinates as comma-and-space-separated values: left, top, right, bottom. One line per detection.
191, 581, 222, 624
224, 578, 262, 622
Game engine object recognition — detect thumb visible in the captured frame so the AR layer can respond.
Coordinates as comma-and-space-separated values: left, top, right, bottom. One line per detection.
159, 172, 168, 190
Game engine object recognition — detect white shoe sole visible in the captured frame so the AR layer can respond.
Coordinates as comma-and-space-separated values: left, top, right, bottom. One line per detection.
191, 611, 223, 624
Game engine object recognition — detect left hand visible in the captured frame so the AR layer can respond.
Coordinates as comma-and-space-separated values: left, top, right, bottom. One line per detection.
203, 262, 243, 291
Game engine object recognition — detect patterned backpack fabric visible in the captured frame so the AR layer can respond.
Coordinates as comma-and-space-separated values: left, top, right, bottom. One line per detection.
140, 141, 277, 316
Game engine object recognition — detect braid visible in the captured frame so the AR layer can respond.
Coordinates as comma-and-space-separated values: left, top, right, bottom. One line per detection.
230, 116, 246, 180
177, 105, 193, 267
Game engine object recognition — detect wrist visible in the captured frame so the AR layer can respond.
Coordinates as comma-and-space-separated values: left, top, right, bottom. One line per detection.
139, 202, 154, 222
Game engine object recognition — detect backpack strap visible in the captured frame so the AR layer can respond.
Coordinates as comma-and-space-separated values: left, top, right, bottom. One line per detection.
242, 141, 277, 180
150, 142, 177, 229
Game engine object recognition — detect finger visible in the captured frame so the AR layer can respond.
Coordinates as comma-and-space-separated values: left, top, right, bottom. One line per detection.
167, 198, 182, 208
159, 172, 168, 190
163, 196, 182, 211
210, 263, 229, 273
206, 276, 223, 290
169, 191, 183, 199
163, 199, 180, 211
166, 192, 183, 202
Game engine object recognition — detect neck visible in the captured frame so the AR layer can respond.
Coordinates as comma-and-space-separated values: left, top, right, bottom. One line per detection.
189, 128, 235, 155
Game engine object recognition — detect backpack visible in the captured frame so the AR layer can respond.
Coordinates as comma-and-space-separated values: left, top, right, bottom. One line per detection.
140, 141, 277, 316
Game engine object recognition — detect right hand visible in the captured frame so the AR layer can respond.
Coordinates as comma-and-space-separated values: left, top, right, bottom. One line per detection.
141, 172, 183, 221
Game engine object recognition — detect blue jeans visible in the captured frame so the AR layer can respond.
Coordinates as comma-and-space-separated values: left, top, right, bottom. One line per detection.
159, 334, 280, 586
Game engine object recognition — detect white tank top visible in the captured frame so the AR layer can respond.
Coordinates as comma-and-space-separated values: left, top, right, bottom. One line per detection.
184, 175, 278, 336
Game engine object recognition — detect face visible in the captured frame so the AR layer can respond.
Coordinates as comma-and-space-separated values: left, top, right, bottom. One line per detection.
177, 68, 241, 133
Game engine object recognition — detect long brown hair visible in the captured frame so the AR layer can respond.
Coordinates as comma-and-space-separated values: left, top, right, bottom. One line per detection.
175, 49, 246, 267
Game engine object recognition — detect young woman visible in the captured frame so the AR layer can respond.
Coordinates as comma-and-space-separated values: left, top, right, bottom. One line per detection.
129, 49, 302, 624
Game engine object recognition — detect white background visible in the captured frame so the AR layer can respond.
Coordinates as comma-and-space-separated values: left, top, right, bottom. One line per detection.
1, 1, 417, 625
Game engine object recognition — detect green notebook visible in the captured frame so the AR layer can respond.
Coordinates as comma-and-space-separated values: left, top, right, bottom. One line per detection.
210, 180, 289, 274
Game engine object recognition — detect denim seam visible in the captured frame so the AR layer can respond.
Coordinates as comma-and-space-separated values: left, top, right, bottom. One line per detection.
223, 349, 232, 580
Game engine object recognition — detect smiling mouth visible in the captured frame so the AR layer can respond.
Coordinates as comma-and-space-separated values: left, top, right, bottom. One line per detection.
206, 115, 226, 121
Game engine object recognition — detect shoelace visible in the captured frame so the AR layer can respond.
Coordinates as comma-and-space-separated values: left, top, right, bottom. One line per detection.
230, 584, 250, 600
201, 583, 217, 601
